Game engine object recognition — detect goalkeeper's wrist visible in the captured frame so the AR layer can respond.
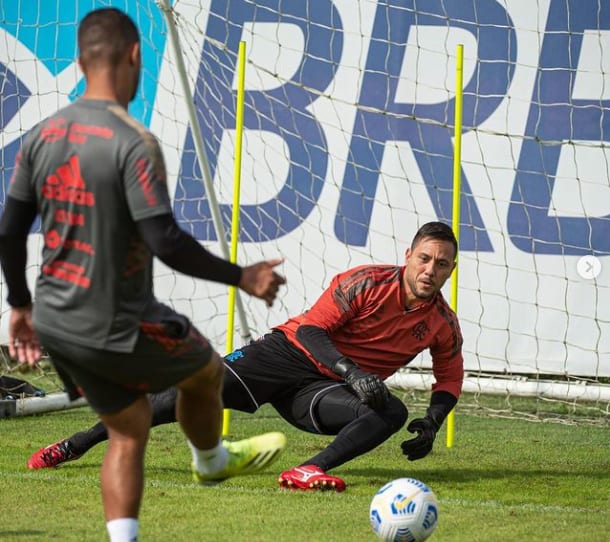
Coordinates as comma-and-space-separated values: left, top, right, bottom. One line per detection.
425, 391, 458, 429
333, 356, 358, 379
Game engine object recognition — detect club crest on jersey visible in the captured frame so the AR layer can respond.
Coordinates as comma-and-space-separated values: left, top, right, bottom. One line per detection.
412, 321, 429, 341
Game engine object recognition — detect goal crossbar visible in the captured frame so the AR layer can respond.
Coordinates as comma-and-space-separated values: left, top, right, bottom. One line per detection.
388, 372, 610, 403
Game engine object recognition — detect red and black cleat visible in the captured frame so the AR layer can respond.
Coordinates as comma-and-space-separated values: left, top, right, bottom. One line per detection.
27, 440, 82, 470
278, 464, 346, 492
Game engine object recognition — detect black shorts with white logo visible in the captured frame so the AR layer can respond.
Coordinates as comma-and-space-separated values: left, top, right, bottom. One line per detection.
222, 330, 345, 433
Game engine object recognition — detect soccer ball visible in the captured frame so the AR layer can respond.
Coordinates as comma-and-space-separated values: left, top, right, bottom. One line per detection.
369, 477, 439, 542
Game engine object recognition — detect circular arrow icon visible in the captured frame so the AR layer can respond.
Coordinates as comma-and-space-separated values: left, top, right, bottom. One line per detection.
577, 255, 601, 280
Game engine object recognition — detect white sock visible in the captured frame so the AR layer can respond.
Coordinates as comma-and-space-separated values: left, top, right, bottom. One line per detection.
106, 518, 138, 542
188, 439, 229, 474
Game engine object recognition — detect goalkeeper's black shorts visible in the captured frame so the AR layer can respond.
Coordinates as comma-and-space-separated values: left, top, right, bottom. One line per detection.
222, 330, 351, 434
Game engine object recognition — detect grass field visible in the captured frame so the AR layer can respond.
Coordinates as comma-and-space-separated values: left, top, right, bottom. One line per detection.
0, 395, 608, 541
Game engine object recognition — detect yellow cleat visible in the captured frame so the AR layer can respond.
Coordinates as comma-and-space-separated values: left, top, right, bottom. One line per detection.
192, 431, 286, 484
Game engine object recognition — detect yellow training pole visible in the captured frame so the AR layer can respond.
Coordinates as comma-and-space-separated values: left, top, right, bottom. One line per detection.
447, 43, 463, 448
223, 40, 247, 436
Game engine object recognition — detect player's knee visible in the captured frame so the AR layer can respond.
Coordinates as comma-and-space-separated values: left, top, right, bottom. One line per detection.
179, 351, 224, 395
101, 395, 152, 444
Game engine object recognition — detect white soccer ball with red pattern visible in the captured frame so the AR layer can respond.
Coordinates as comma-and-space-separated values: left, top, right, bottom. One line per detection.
369, 477, 439, 542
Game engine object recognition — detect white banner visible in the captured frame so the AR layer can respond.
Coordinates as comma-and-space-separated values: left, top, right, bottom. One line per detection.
1, 0, 609, 377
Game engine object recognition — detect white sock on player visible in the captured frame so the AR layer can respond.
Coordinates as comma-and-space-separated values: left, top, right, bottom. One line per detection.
188, 439, 229, 474
106, 517, 138, 542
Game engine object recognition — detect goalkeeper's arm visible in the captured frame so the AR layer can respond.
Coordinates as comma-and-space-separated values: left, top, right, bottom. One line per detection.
295, 324, 390, 410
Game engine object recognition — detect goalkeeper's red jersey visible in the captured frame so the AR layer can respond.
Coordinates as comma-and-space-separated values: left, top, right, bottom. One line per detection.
275, 264, 464, 398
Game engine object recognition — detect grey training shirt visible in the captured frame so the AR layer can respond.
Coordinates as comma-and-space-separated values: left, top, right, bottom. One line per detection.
10, 99, 174, 352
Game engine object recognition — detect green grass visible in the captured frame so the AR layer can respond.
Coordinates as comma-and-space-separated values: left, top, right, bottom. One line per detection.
0, 401, 609, 541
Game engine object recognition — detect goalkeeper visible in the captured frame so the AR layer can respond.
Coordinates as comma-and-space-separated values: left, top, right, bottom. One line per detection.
28, 221, 463, 493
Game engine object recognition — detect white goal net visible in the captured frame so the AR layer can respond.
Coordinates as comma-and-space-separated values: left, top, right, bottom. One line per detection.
1, 0, 609, 421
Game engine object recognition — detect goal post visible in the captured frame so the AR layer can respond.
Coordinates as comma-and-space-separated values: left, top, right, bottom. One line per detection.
1, 1, 609, 423
157, 0, 252, 347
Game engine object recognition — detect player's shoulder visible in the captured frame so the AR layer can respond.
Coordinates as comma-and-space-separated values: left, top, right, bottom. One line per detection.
105, 103, 158, 144
27, 103, 71, 136
45, 99, 157, 146
340, 263, 400, 281
334, 263, 401, 296
19, 106, 67, 152
432, 292, 461, 328
433, 290, 455, 312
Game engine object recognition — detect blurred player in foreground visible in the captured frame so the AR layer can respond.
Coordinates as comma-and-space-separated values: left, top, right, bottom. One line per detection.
27, 222, 463, 493
0, 7, 285, 541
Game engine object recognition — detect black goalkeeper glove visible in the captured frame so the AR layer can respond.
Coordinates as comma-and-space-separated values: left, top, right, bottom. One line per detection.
334, 357, 390, 411
400, 416, 440, 461
401, 391, 457, 461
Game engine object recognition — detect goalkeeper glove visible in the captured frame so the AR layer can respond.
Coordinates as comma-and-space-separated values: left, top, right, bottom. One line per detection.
400, 391, 457, 461
334, 357, 390, 411
400, 416, 439, 461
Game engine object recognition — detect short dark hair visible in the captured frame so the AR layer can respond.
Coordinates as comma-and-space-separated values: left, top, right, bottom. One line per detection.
78, 8, 139, 68
411, 221, 458, 258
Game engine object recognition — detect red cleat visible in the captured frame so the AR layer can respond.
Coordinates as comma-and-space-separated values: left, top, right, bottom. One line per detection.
27, 440, 82, 470
278, 465, 346, 492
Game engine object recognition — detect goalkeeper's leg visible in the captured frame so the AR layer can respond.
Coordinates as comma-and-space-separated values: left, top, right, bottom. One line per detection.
276, 384, 407, 491
80, 387, 177, 450
27, 387, 180, 469
304, 387, 408, 470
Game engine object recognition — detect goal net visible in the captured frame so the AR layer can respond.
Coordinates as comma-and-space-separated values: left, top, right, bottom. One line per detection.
1, 0, 609, 422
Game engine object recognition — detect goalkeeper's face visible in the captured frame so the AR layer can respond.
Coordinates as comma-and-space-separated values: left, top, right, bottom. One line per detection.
404, 237, 456, 304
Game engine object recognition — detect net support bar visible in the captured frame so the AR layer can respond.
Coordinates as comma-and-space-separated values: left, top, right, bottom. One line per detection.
388, 372, 610, 403
0, 394, 88, 418
157, 0, 252, 344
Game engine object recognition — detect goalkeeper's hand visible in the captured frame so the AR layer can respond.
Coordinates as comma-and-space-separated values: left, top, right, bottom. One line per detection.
400, 416, 440, 461
344, 367, 390, 411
